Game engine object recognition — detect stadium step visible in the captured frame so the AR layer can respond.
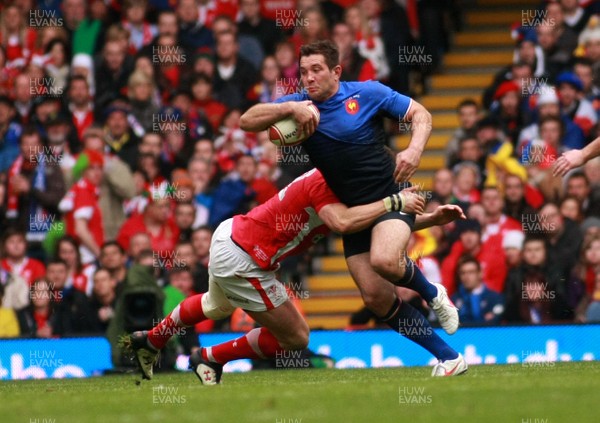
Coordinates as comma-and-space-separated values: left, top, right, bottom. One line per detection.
313, 256, 349, 274
395, 133, 451, 151
430, 73, 494, 90
305, 315, 351, 330
432, 112, 459, 129
465, 11, 522, 27
420, 94, 475, 111
301, 296, 364, 314
445, 51, 513, 68
305, 0, 512, 330
454, 31, 513, 48
331, 237, 344, 255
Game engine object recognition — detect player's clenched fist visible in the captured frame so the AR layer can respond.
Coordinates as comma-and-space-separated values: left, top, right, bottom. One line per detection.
394, 148, 421, 183
290, 100, 318, 139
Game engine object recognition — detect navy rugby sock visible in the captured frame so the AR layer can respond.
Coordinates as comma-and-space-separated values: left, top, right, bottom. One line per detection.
395, 257, 439, 303
382, 299, 458, 361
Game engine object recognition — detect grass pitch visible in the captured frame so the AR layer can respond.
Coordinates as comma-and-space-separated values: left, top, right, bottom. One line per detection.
2, 362, 598, 423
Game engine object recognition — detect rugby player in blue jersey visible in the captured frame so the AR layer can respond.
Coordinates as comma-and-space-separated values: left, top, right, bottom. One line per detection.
241, 40, 467, 376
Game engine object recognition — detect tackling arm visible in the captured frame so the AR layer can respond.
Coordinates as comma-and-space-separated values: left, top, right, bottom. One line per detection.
318, 201, 387, 234
318, 188, 425, 234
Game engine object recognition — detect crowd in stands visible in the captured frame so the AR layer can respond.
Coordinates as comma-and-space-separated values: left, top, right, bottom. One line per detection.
0, 0, 599, 343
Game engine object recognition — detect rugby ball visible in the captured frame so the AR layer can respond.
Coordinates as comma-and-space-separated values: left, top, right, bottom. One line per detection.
268, 104, 320, 146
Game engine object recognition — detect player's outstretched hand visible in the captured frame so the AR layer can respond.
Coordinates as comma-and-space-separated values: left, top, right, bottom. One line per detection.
394, 149, 421, 183
400, 186, 425, 215
553, 149, 585, 177
430, 204, 466, 226
290, 100, 318, 139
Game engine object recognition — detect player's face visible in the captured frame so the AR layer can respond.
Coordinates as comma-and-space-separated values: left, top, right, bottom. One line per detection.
299, 54, 341, 102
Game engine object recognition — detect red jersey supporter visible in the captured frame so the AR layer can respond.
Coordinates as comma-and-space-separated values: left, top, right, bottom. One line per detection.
0, 5, 36, 69
122, 0, 158, 55
116, 183, 180, 255
477, 187, 522, 292
1, 229, 45, 286
59, 150, 105, 265
56, 235, 94, 296
260, 0, 296, 22
198, 0, 238, 29
191, 73, 228, 133
441, 219, 504, 296
333, 22, 376, 82
67, 75, 95, 142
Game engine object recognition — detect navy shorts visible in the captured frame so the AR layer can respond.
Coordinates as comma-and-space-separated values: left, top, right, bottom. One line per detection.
342, 211, 415, 258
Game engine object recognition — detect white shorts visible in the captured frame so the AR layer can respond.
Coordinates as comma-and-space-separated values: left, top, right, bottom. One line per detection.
209, 218, 288, 312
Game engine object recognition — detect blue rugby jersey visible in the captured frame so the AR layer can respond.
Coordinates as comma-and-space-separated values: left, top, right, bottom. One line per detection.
274, 81, 413, 206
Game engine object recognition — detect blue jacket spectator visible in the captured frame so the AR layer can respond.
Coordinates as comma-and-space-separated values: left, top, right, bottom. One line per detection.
451, 255, 504, 324
0, 96, 21, 173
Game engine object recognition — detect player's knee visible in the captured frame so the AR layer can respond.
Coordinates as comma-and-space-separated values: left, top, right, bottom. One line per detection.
370, 255, 401, 279
201, 292, 235, 320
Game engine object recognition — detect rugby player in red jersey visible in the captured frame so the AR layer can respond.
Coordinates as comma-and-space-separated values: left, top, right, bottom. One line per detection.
130, 169, 466, 383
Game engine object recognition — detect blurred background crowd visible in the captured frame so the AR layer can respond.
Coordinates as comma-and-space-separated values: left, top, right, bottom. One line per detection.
0, 0, 600, 350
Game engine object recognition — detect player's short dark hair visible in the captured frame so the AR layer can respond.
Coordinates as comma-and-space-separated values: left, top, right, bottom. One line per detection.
300, 40, 339, 71
457, 99, 478, 111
